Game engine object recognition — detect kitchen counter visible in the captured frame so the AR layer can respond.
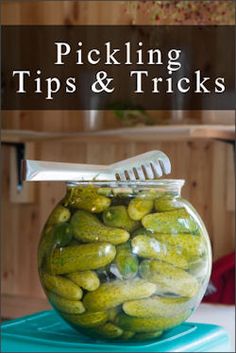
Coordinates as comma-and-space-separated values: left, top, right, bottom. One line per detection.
188, 303, 235, 352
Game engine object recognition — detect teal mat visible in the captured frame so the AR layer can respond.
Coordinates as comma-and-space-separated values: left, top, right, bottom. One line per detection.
1, 310, 230, 352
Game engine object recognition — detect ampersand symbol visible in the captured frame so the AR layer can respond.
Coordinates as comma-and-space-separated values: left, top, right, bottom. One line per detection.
91, 71, 114, 93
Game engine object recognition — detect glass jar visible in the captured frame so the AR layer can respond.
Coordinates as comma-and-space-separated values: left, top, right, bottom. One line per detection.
38, 180, 211, 341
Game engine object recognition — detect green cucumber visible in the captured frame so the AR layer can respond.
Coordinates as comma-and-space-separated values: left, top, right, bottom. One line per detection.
47, 291, 85, 314
47, 243, 116, 274
41, 272, 82, 300
64, 186, 110, 213
83, 279, 156, 311
103, 206, 139, 232
115, 310, 191, 332
71, 210, 129, 245
139, 260, 199, 298
67, 271, 100, 291
142, 209, 199, 234
131, 235, 188, 269
128, 198, 153, 221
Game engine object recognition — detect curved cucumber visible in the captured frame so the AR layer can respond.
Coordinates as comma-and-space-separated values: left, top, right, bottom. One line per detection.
131, 235, 188, 269
120, 330, 135, 340
67, 271, 100, 291
41, 273, 82, 300
108, 307, 119, 321
136, 189, 162, 201
52, 223, 73, 247
115, 310, 191, 332
97, 188, 112, 197
131, 227, 153, 237
38, 223, 73, 268
103, 206, 138, 232
134, 331, 163, 340
111, 243, 138, 279
139, 260, 199, 298
142, 209, 199, 234
154, 196, 185, 212
151, 233, 205, 260
71, 210, 129, 245
47, 291, 85, 314
64, 186, 111, 213
62, 311, 108, 328
123, 296, 196, 317
128, 198, 153, 221
91, 323, 123, 339
47, 243, 116, 274
47, 205, 71, 226
38, 226, 55, 268
188, 256, 210, 281
83, 279, 156, 311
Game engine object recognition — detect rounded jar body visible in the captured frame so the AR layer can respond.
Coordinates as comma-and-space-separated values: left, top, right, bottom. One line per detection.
38, 180, 211, 341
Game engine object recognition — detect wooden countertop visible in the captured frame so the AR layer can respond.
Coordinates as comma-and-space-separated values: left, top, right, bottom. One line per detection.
1, 124, 235, 144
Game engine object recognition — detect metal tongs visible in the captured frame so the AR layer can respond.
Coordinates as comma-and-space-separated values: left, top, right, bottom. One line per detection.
22, 151, 171, 182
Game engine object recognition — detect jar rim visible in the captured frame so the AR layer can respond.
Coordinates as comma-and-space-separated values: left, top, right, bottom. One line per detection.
66, 179, 185, 188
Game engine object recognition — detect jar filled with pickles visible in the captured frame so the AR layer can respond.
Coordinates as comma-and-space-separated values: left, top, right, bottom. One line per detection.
38, 180, 211, 341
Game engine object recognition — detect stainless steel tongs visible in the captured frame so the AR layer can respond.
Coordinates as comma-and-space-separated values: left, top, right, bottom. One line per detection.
22, 151, 171, 182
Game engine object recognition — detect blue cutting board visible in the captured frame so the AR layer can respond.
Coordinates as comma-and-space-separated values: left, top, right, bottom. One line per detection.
1, 310, 230, 352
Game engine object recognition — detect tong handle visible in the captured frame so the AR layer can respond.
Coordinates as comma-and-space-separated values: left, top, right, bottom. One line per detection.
22, 160, 110, 181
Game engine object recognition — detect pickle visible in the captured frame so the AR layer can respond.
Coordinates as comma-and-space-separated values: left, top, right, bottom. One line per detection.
47, 205, 71, 226
115, 310, 191, 332
64, 186, 111, 213
120, 331, 135, 340
38, 223, 74, 268
71, 210, 130, 245
38, 226, 55, 268
123, 296, 196, 318
111, 197, 131, 208
52, 223, 73, 247
97, 188, 112, 197
154, 196, 185, 212
189, 257, 210, 281
69, 239, 81, 246
151, 233, 205, 260
111, 243, 138, 279
83, 279, 157, 311
142, 209, 199, 234
108, 307, 119, 321
47, 291, 85, 314
134, 331, 163, 340
91, 323, 124, 339
131, 235, 188, 269
103, 206, 138, 232
47, 243, 116, 274
112, 188, 133, 197
139, 260, 199, 298
41, 273, 82, 300
67, 271, 100, 291
131, 227, 153, 237
62, 311, 108, 328
136, 189, 161, 200
128, 198, 153, 221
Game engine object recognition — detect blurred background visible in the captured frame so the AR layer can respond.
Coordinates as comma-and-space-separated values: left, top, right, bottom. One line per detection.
1, 0, 235, 321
